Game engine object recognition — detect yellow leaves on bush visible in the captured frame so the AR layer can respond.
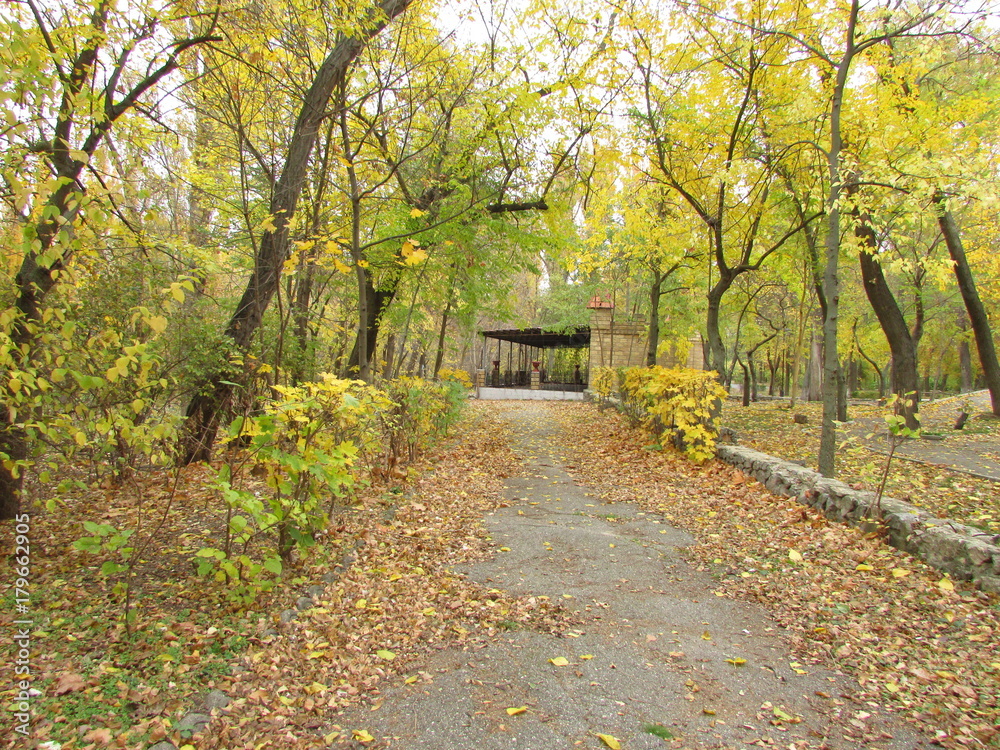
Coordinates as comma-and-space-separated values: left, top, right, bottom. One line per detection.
619, 366, 727, 463
591, 366, 619, 399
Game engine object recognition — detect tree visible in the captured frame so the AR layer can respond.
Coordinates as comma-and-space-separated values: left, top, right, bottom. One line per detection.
0, 0, 219, 518
181, 0, 412, 462
623, 4, 822, 376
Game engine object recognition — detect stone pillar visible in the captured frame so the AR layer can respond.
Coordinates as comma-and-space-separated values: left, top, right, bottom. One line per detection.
530, 370, 541, 390
475, 369, 485, 387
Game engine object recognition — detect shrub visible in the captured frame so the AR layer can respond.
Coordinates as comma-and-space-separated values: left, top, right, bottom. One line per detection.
618, 366, 727, 463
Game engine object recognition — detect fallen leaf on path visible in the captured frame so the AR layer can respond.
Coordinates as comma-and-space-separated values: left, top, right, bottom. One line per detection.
548, 656, 569, 666
596, 733, 621, 749
506, 706, 527, 716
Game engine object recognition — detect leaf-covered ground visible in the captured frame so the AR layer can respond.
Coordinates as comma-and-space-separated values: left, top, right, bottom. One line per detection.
0, 407, 568, 749
3, 399, 998, 749
720, 396, 1000, 534
556, 401, 1000, 749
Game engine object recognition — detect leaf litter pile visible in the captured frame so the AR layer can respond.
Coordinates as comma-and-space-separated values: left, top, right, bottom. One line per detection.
551, 401, 999, 750
0, 405, 568, 749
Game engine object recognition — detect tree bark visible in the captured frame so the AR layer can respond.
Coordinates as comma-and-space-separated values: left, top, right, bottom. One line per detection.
855, 208, 920, 430
647, 267, 664, 366
935, 195, 1000, 415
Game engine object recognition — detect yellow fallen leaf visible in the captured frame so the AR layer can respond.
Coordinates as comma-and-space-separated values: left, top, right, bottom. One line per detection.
891, 568, 911, 578
703, 708, 716, 715
579, 654, 594, 660
422, 607, 436, 616
352, 729, 375, 743
596, 733, 621, 749
885, 682, 900, 693
856, 563, 874, 571
609, 543, 616, 548
376, 649, 395, 661
355, 598, 367, 609
323, 731, 340, 744
938, 577, 955, 591
701, 631, 711, 640
499, 547, 511, 552
389, 573, 402, 581
725, 657, 747, 666
548, 657, 569, 666
304, 681, 327, 694
404, 675, 418, 684
506, 706, 527, 716
788, 549, 803, 562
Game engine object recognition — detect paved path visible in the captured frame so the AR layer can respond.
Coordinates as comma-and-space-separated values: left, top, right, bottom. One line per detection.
334, 402, 927, 749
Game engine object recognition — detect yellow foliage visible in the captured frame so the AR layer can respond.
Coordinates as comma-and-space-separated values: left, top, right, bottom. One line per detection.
590, 366, 619, 399
619, 366, 726, 463
437, 367, 472, 388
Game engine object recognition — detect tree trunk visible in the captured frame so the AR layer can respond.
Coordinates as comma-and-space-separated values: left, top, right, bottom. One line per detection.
433, 294, 453, 378
959, 335, 973, 392
739, 358, 751, 407
818, 0, 861, 478
856, 215, 920, 430
705, 279, 732, 376
346, 283, 397, 376
382, 333, 396, 381
647, 268, 664, 366
935, 196, 1000, 415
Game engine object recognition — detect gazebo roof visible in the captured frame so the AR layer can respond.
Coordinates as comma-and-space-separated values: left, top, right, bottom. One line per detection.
481, 326, 590, 349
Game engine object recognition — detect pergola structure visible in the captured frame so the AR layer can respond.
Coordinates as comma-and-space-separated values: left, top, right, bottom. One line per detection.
480, 326, 591, 391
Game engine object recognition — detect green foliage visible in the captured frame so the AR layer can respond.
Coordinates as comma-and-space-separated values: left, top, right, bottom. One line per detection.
0, 294, 182, 493
617, 366, 727, 463
383, 377, 467, 463
72, 522, 134, 579
194, 374, 465, 603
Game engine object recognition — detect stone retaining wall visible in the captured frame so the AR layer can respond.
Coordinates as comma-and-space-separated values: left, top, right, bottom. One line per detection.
716, 444, 1000, 593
